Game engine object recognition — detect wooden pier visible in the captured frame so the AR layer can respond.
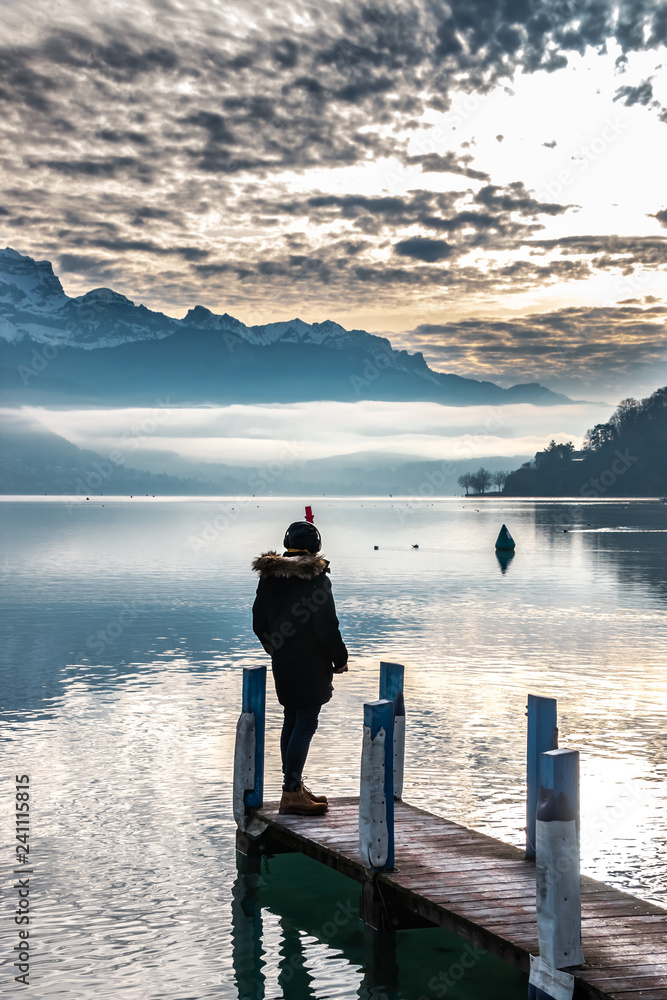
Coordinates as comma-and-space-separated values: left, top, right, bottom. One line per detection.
243, 797, 667, 1000
234, 662, 667, 1000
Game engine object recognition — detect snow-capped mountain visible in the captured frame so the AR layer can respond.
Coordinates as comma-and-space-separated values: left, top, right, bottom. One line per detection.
0, 248, 424, 371
0, 247, 179, 348
0, 247, 68, 342
181, 305, 435, 381
0, 247, 573, 406
0, 248, 67, 316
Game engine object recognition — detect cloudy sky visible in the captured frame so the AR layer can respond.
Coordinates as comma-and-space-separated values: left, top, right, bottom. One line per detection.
2, 0, 666, 402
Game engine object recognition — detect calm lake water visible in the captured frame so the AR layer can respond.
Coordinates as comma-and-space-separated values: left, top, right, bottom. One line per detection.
1, 496, 666, 999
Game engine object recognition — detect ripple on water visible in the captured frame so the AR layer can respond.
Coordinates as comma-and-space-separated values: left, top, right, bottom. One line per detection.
2, 498, 666, 997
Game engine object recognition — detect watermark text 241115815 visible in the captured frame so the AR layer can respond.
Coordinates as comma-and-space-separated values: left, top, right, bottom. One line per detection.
15, 775, 30, 865
14, 774, 32, 986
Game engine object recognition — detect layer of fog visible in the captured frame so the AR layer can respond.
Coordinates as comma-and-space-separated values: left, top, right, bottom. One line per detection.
21, 400, 614, 472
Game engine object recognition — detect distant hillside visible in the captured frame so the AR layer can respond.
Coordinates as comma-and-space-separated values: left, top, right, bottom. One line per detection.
0, 414, 220, 495
0, 247, 572, 407
504, 387, 667, 497
0, 413, 527, 496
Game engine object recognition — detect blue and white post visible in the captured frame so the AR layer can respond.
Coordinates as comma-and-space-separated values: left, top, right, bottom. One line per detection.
529, 748, 583, 1000
526, 694, 558, 860
379, 661, 405, 800
233, 664, 267, 832
359, 699, 395, 872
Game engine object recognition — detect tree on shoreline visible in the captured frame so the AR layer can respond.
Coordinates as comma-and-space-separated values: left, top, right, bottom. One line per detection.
458, 467, 496, 494
471, 467, 492, 494
457, 472, 473, 495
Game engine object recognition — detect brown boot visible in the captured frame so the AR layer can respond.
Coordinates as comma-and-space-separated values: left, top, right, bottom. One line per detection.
279, 785, 328, 816
301, 780, 328, 804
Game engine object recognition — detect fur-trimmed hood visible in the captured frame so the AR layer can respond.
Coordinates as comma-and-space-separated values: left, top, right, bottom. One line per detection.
252, 550, 329, 579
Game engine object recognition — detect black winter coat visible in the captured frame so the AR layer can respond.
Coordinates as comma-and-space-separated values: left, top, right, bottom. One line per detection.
252, 551, 348, 708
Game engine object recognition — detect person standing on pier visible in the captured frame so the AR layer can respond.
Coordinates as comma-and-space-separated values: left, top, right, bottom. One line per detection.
252, 520, 348, 816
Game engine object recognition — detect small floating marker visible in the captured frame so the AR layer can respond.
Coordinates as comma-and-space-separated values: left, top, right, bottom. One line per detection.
374, 545, 379, 550
305, 505, 314, 523
495, 523, 516, 551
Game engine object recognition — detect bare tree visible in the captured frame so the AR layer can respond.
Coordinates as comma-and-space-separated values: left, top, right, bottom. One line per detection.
457, 472, 473, 495
471, 467, 492, 494
491, 471, 508, 493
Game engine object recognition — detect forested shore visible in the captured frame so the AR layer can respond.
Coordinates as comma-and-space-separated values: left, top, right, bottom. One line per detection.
503, 387, 667, 497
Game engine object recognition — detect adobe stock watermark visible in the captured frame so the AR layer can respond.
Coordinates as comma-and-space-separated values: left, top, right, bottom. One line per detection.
15, 283, 130, 388
236, 895, 357, 1000
349, 346, 397, 396
540, 117, 629, 201
382, 89, 490, 192
606, 266, 652, 305
219, 327, 271, 354
393, 407, 508, 518
419, 941, 486, 999
84, 601, 140, 657
579, 447, 637, 498
64, 400, 173, 510
188, 442, 302, 552
258, 578, 333, 654
278, 898, 357, 987
18, 340, 69, 386
537, 777, 646, 894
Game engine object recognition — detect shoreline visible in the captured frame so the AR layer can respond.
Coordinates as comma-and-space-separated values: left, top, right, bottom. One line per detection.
0, 493, 663, 502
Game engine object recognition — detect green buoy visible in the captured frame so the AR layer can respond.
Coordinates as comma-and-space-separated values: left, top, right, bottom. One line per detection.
495, 523, 515, 551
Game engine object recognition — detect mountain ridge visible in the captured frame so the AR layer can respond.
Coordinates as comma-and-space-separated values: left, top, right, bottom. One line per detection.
0, 247, 574, 407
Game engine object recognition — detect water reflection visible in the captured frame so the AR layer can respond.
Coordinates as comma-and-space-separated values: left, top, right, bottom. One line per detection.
230, 853, 526, 1000
531, 499, 667, 602
1, 497, 666, 998
581, 525, 667, 602
495, 550, 515, 574
231, 869, 267, 1000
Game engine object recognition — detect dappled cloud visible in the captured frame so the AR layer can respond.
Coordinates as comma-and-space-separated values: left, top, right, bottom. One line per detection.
1, 0, 666, 398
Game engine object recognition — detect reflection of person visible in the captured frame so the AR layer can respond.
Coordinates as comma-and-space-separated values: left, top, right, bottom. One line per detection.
252, 520, 348, 815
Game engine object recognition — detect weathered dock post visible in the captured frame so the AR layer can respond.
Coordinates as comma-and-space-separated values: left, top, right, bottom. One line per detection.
379, 661, 405, 800
359, 699, 395, 930
529, 748, 583, 999
359, 699, 395, 871
526, 694, 558, 860
233, 664, 267, 848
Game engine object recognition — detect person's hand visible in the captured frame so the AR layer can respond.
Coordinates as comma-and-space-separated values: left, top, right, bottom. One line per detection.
333, 663, 348, 673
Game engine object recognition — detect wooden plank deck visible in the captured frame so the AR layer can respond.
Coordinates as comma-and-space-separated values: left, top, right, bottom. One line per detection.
249, 797, 667, 1000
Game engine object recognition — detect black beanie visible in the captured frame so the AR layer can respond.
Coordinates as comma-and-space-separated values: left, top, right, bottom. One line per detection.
283, 521, 322, 553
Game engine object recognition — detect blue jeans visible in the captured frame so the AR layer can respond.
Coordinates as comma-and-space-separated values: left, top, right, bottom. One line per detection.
281, 705, 321, 792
